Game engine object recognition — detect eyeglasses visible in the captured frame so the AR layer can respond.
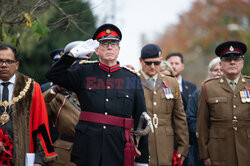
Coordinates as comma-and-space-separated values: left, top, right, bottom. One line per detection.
143, 61, 161, 66
221, 57, 243, 62
100, 41, 119, 48
0, 59, 17, 65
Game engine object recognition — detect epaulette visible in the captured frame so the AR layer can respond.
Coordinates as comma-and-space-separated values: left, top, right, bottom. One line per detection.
160, 73, 175, 78
243, 75, 250, 79
204, 76, 219, 83
123, 66, 141, 76
203, 77, 220, 104
79, 60, 99, 64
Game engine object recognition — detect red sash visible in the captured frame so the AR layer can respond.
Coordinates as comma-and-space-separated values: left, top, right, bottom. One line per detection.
79, 111, 137, 166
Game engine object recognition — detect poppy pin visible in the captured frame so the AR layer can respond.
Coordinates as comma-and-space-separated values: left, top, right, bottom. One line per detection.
164, 81, 168, 88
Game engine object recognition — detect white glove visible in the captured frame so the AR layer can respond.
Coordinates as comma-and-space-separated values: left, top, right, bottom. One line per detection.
64, 41, 84, 53
70, 39, 99, 59
134, 163, 148, 166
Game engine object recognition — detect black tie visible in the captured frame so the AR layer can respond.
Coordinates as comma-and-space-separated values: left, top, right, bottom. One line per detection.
2, 82, 10, 102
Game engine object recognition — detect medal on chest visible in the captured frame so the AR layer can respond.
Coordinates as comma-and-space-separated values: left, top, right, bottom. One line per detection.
163, 81, 173, 99
240, 87, 250, 103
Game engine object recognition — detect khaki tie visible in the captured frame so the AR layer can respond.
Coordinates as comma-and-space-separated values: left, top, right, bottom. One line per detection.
147, 78, 155, 89
229, 81, 236, 91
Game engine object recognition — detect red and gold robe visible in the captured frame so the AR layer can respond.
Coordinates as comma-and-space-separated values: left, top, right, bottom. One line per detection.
9, 72, 56, 165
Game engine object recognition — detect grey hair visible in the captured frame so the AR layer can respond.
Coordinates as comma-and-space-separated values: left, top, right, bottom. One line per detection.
160, 60, 175, 76
208, 57, 221, 73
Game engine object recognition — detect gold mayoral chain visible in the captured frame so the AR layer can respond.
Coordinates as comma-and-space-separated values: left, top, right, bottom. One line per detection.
0, 78, 32, 125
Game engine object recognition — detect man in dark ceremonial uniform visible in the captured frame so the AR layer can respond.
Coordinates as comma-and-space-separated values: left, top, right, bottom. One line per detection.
46, 24, 149, 166
41, 48, 64, 93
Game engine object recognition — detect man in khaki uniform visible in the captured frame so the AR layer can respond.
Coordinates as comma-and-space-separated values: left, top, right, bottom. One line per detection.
138, 44, 189, 166
197, 41, 250, 166
44, 84, 80, 166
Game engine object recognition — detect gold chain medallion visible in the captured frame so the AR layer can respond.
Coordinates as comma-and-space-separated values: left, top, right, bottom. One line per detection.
0, 78, 32, 125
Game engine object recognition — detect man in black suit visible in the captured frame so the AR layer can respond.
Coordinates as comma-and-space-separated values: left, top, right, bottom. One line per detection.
166, 52, 197, 166
166, 52, 197, 111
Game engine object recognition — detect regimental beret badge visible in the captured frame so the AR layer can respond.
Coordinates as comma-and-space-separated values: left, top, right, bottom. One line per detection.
106, 29, 111, 34
159, 51, 162, 56
229, 46, 234, 52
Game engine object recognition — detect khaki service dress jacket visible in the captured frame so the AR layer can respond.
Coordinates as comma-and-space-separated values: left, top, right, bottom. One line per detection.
197, 75, 250, 166
139, 71, 189, 166
43, 89, 80, 166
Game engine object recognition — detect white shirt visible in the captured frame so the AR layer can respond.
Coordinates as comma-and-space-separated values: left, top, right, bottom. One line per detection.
0, 74, 16, 101
178, 75, 183, 92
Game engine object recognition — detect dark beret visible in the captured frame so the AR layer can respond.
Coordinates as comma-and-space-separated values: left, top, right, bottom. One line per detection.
215, 41, 247, 58
50, 48, 64, 62
141, 44, 162, 59
92, 23, 122, 41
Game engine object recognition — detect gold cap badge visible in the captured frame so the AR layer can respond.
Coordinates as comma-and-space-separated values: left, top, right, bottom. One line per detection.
106, 29, 111, 34
229, 46, 234, 51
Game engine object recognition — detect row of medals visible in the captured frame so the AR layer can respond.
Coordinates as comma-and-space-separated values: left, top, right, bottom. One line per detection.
0, 78, 32, 125
240, 89, 250, 103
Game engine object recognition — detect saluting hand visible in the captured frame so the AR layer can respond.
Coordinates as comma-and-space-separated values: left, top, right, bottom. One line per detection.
69, 39, 99, 59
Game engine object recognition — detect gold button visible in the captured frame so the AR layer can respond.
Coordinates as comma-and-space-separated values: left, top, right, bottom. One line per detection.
153, 102, 157, 106
233, 116, 237, 120
106, 99, 109, 102
233, 105, 236, 108
103, 126, 106, 129
153, 91, 157, 95
215, 99, 218, 103
105, 112, 108, 115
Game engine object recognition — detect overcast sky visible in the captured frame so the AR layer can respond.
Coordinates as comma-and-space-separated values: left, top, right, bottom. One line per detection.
90, 0, 196, 70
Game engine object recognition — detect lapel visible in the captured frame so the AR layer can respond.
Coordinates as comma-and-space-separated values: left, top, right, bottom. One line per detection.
219, 75, 246, 94
139, 70, 163, 91
235, 75, 247, 94
139, 70, 153, 90
182, 79, 188, 99
219, 76, 233, 93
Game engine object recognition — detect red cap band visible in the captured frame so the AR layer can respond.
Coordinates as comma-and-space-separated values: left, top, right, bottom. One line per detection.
95, 30, 119, 40
220, 48, 243, 57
